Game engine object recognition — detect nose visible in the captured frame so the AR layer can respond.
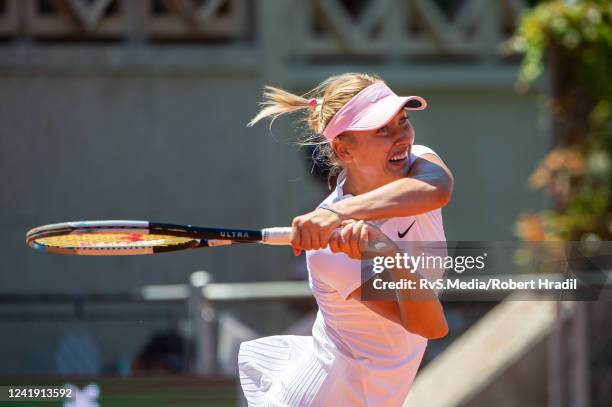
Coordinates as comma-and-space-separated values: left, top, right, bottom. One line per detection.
392, 122, 414, 145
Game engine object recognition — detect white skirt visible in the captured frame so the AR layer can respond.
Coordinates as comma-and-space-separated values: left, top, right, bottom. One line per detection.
238, 335, 327, 406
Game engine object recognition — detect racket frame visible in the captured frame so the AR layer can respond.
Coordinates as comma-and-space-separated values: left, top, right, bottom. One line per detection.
25, 220, 286, 256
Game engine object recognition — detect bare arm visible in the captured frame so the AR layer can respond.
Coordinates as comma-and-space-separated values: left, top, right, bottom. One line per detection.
349, 285, 448, 339
331, 221, 448, 339
291, 153, 453, 253
333, 153, 454, 220
349, 253, 448, 339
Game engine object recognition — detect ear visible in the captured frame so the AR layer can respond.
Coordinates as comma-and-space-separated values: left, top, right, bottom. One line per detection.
332, 139, 353, 163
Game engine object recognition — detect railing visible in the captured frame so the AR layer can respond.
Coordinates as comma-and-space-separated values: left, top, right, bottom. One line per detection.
0, 0, 532, 89
0, 0, 250, 41
0, 0, 527, 58
1, 269, 609, 374
0, 271, 316, 376
0, 269, 609, 406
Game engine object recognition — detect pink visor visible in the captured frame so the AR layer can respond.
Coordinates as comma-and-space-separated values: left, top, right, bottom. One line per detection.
322, 82, 427, 141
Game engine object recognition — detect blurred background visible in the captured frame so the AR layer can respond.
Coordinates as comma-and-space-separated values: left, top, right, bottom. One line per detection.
0, 0, 610, 406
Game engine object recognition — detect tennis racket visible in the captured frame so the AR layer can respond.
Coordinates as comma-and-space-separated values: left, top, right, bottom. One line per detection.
26, 220, 292, 256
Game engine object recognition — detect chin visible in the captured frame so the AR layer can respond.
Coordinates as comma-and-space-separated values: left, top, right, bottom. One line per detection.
386, 161, 410, 177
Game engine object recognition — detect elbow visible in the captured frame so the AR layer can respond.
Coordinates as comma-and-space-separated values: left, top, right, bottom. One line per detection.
436, 187, 452, 208
407, 319, 449, 339
398, 300, 449, 338
423, 322, 449, 339
436, 169, 454, 208
425, 173, 453, 210
431, 184, 452, 210
437, 171, 454, 208
417, 323, 449, 340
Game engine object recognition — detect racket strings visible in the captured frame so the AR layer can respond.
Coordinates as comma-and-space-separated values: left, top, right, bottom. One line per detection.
35, 233, 195, 249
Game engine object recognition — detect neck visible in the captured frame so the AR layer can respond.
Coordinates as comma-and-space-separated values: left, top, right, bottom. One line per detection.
342, 169, 386, 196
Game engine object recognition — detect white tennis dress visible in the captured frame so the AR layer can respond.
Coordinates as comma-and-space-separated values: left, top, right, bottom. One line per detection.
239, 145, 446, 406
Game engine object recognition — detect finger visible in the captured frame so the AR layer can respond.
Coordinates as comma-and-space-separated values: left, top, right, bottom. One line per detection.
291, 223, 301, 250
339, 225, 353, 254
362, 224, 369, 243
311, 232, 322, 251
291, 229, 302, 255
329, 232, 340, 253
341, 219, 357, 227
350, 221, 363, 258
359, 223, 370, 255
347, 221, 358, 257
340, 223, 352, 245
301, 231, 312, 251
319, 228, 332, 250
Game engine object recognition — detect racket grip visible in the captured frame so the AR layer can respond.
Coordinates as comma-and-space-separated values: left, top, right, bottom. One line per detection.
261, 227, 292, 245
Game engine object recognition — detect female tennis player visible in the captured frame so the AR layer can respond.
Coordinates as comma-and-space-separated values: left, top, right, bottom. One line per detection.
239, 73, 452, 406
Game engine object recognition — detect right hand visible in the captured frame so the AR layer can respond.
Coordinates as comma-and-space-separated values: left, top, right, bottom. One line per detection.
290, 207, 343, 255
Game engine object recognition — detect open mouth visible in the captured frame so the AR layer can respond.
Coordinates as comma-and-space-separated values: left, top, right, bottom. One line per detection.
388, 149, 409, 165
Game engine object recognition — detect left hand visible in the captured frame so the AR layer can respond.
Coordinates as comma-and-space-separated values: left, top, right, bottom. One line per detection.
328, 220, 397, 260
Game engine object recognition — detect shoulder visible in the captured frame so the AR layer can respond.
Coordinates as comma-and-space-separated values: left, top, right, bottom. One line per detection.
411, 144, 440, 159
409, 144, 449, 171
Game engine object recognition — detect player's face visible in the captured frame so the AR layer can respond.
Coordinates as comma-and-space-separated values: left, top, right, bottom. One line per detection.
338, 109, 415, 187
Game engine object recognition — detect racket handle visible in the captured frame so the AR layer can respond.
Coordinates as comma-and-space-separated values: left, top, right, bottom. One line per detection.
261, 227, 292, 245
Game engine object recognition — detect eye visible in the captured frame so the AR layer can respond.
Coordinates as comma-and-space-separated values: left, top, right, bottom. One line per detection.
375, 126, 389, 136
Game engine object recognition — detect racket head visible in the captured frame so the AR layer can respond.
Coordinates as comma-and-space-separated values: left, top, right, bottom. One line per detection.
25, 220, 221, 256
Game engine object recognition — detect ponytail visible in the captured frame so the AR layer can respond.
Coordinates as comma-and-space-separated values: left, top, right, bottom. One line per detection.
248, 73, 384, 188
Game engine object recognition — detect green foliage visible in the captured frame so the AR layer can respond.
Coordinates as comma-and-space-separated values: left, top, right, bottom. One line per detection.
510, 0, 612, 241
512, 0, 612, 85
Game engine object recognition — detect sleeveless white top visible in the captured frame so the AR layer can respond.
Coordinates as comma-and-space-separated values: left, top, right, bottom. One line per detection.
239, 145, 446, 406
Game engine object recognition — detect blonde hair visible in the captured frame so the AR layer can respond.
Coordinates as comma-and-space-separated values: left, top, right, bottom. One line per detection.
248, 73, 383, 186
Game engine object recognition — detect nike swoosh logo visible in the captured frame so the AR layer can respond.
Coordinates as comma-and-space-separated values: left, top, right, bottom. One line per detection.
398, 220, 416, 238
